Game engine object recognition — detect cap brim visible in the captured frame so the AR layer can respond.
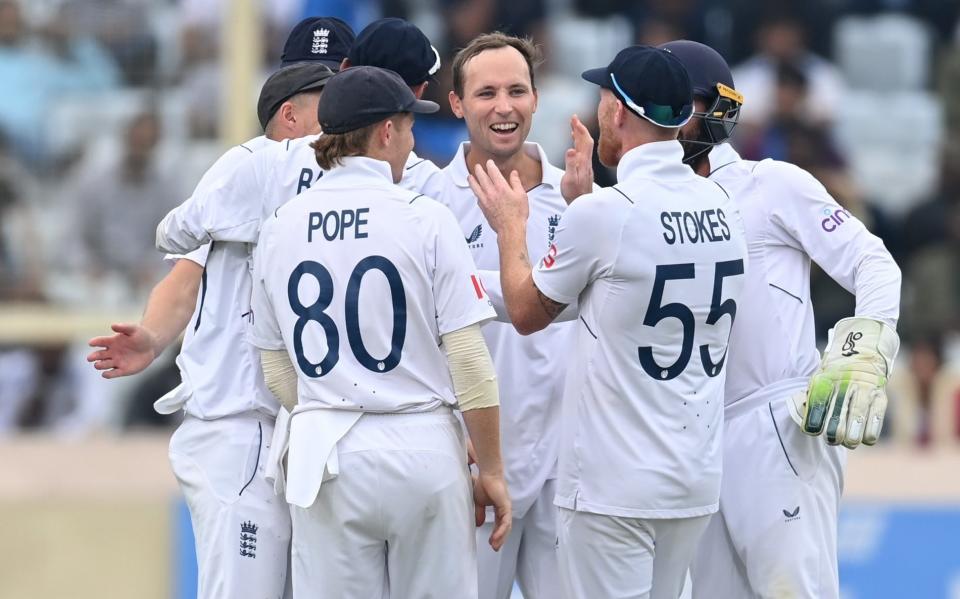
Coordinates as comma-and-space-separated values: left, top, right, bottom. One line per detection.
297, 75, 333, 94
408, 99, 439, 115
581, 67, 610, 88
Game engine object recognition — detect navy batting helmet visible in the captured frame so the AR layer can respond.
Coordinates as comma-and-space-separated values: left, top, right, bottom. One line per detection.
659, 40, 743, 163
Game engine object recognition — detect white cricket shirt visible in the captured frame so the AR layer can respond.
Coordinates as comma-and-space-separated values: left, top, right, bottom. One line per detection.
707, 143, 901, 408
159, 135, 281, 419
248, 156, 495, 412
436, 141, 575, 518
532, 140, 749, 519
156, 132, 440, 254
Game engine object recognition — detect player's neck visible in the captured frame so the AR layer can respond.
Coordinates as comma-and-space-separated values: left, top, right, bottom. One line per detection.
464, 145, 542, 191
692, 153, 711, 177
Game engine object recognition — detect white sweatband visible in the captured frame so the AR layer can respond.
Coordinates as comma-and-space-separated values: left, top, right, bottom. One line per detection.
441, 323, 499, 412
260, 349, 298, 412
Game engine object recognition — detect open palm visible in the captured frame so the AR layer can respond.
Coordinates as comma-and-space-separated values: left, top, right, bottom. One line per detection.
87, 323, 159, 378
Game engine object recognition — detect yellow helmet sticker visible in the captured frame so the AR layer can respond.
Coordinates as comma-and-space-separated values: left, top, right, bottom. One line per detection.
717, 82, 744, 105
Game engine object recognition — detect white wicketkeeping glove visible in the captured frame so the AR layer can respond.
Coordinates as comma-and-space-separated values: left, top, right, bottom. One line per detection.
788, 317, 900, 449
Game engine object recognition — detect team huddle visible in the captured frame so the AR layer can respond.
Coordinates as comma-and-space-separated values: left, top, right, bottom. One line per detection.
87, 15, 901, 599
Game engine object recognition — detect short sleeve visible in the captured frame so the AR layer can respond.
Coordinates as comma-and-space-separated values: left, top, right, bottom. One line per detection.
429, 202, 496, 335
164, 244, 211, 267
156, 148, 271, 254
532, 192, 621, 304
247, 224, 285, 350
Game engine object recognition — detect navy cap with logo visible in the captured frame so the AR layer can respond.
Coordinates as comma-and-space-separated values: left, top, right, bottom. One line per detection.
318, 66, 439, 134
257, 62, 335, 130
281, 16, 355, 69
582, 45, 694, 128
347, 18, 441, 86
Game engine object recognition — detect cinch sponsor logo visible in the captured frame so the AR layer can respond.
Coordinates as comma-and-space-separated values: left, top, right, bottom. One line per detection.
821, 207, 852, 232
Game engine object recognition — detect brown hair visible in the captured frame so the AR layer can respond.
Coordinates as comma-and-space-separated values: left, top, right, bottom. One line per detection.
311, 121, 381, 170
451, 32, 542, 98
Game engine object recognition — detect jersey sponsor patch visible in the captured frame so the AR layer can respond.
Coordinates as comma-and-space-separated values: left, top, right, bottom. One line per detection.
821, 207, 852, 232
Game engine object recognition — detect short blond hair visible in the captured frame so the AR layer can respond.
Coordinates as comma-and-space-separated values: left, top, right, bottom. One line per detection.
311, 121, 381, 170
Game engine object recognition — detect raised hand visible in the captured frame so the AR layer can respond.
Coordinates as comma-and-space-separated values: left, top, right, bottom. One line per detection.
468, 159, 529, 234
560, 114, 595, 204
87, 323, 161, 378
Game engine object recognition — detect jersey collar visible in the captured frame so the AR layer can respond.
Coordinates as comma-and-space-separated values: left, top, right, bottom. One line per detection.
615, 140, 693, 184
707, 143, 742, 177
448, 141, 563, 190
322, 156, 395, 185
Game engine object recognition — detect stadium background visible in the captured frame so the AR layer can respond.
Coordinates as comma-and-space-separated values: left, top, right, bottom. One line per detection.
0, 0, 958, 597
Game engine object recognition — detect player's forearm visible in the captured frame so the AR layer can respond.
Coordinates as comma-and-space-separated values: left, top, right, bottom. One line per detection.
496, 225, 554, 335
140, 260, 203, 352
461, 407, 504, 476
261, 349, 298, 411
442, 324, 503, 475
479, 269, 577, 323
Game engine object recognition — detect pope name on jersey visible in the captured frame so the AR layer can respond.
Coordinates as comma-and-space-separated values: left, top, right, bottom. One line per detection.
250, 156, 493, 418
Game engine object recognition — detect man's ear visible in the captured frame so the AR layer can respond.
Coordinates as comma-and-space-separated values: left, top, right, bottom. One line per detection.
412, 81, 429, 98
449, 90, 464, 119
339, 57, 350, 71
613, 99, 627, 129
380, 118, 395, 147
279, 101, 296, 129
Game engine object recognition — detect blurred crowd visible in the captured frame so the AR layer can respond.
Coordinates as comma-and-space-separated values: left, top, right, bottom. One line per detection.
1, 0, 959, 448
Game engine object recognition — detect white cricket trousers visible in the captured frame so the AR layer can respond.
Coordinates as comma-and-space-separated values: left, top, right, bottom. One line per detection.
477, 479, 561, 599
289, 409, 477, 599
690, 396, 846, 599
557, 507, 709, 599
169, 412, 291, 599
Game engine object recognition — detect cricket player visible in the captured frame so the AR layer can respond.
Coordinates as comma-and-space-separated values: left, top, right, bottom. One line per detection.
433, 32, 581, 599
660, 40, 902, 599
470, 46, 749, 599
86, 60, 335, 598
249, 66, 510, 599
155, 18, 444, 256
86, 20, 351, 598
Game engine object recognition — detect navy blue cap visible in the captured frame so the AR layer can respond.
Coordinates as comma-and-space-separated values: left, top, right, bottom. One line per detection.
281, 17, 355, 69
582, 45, 693, 128
319, 66, 439, 134
347, 18, 441, 86
658, 40, 735, 100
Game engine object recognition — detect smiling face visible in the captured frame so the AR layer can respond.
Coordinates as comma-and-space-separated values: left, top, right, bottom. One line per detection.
449, 45, 538, 160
